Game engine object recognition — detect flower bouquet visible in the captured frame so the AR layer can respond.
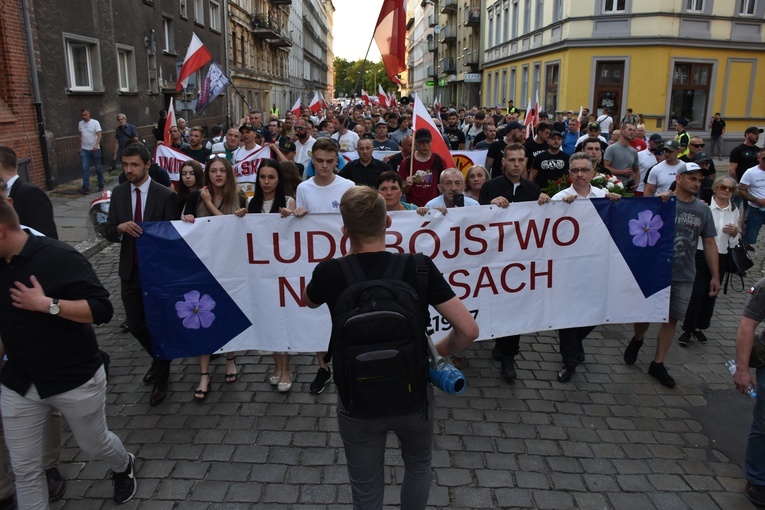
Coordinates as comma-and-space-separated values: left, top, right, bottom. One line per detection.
544, 172, 632, 197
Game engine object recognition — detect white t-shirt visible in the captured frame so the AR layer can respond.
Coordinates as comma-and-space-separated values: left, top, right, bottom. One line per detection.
596, 114, 613, 134
332, 130, 360, 152
740, 165, 765, 206
79, 119, 102, 150
636, 149, 658, 193
646, 160, 686, 194
232, 145, 262, 166
296, 175, 355, 213
295, 136, 316, 167
552, 185, 607, 200
575, 134, 607, 147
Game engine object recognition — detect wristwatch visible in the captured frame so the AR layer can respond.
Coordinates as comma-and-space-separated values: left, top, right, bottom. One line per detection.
48, 298, 60, 316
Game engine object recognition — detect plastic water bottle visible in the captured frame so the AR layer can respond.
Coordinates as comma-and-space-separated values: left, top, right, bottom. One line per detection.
726, 360, 757, 398
426, 335, 467, 395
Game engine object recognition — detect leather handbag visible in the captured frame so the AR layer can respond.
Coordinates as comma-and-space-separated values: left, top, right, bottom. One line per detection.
724, 241, 754, 293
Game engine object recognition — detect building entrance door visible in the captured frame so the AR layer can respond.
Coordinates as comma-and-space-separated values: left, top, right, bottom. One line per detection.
593, 61, 624, 125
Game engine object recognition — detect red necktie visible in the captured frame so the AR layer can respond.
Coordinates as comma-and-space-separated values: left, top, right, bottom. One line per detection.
133, 188, 142, 265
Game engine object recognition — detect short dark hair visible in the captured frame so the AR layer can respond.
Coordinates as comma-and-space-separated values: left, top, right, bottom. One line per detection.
122, 141, 151, 164
503, 143, 526, 156
0, 146, 17, 171
376, 170, 403, 189
312, 137, 339, 156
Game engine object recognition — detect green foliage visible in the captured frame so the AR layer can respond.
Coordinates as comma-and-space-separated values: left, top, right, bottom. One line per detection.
333, 58, 397, 98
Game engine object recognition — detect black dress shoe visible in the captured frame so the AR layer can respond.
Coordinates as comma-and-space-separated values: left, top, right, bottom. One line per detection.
119, 320, 129, 331
491, 344, 503, 361
150, 379, 168, 406
0, 494, 15, 510
46, 467, 66, 501
143, 365, 157, 384
577, 348, 585, 363
500, 356, 517, 381
557, 366, 576, 383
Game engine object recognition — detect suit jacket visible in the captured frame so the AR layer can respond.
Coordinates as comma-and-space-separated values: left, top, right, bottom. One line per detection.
105, 179, 176, 280
9, 180, 58, 239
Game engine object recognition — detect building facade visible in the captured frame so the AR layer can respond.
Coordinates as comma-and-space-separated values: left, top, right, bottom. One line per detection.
32, 0, 227, 185
481, 0, 765, 145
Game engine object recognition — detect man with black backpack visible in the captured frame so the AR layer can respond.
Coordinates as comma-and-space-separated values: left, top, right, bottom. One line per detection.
302, 186, 479, 509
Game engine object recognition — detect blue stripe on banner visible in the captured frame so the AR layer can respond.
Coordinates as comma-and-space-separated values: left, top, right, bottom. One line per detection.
591, 197, 675, 298
136, 221, 252, 360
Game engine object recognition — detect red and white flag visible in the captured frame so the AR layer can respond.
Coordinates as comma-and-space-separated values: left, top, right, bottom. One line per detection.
290, 97, 302, 117
577, 106, 584, 124
534, 90, 540, 127
319, 92, 328, 110
388, 91, 396, 106
524, 97, 534, 138
373, 0, 406, 86
412, 93, 456, 170
309, 91, 321, 114
176, 34, 213, 91
361, 89, 370, 106
154, 143, 192, 182
163, 98, 176, 146
378, 84, 389, 107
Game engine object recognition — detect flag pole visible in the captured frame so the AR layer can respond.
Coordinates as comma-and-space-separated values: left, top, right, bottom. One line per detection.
208, 55, 252, 114
352, 36, 376, 101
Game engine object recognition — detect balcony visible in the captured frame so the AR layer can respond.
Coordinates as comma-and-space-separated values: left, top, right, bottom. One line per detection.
428, 14, 436, 27
270, 0, 291, 4
464, 8, 480, 27
464, 52, 480, 71
426, 65, 434, 78
427, 39, 437, 52
439, 26, 456, 44
440, 0, 457, 13
251, 13, 281, 38
267, 28, 292, 48
441, 57, 456, 74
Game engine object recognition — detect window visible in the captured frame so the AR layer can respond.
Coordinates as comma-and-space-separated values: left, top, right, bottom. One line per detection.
512, 0, 519, 38
604, 0, 626, 12
488, 7, 494, 47
545, 63, 559, 114
194, 0, 205, 25
495, 9, 502, 46
180, 0, 188, 18
510, 68, 517, 103
739, 0, 756, 14
686, 0, 704, 11
553, 0, 563, 21
501, 70, 507, 104
210, 1, 221, 31
523, 0, 531, 33
533, 63, 540, 102
162, 17, 175, 53
493, 71, 499, 107
63, 34, 103, 92
503, 2, 510, 39
669, 62, 712, 129
487, 73, 493, 106
536, 0, 544, 29
521, 65, 528, 105
116, 45, 137, 92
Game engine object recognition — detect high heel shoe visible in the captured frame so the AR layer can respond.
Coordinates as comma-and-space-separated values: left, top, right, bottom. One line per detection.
194, 373, 211, 400
225, 356, 238, 383
277, 372, 292, 393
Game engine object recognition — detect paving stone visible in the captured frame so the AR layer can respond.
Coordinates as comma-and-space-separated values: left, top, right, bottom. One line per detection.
608, 492, 658, 510
495, 488, 533, 508
475, 469, 513, 488
532, 490, 574, 510
515, 471, 549, 489
452, 487, 494, 508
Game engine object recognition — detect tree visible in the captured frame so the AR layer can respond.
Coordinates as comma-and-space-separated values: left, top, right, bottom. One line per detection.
333, 58, 398, 99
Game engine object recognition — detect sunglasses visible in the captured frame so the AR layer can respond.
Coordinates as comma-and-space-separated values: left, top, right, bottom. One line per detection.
718, 185, 736, 192
691, 143, 705, 148
652, 150, 665, 155
294, 126, 306, 130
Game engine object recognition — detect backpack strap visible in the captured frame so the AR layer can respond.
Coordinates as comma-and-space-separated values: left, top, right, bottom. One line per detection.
412, 253, 430, 322
336, 255, 366, 287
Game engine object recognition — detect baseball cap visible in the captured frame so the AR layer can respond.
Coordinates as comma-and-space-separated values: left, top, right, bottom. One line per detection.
677, 162, 702, 175
548, 130, 564, 138
648, 133, 663, 143
414, 128, 432, 142
663, 139, 681, 151
253, 126, 266, 136
375, 119, 388, 126
279, 140, 296, 153
745, 126, 764, 135
693, 151, 712, 163
676, 118, 689, 126
506, 121, 524, 131
239, 123, 254, 133
651, 142, 665, 153
588, 122, 600, 130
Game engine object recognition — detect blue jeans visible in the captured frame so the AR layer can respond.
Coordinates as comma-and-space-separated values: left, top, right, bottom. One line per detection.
81, 148, 104, 189
744, 206, 765, 245
746, 367, 765, 486
710, 135, 723, 158
337, 386, 434, 510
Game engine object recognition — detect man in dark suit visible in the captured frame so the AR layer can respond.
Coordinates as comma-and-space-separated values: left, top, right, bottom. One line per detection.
0, 146, 58, 239
105, 143, 176, 406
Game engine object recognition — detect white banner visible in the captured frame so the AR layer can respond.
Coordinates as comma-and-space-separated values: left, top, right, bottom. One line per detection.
138, 199, 675, 358
154, 144, 192, 182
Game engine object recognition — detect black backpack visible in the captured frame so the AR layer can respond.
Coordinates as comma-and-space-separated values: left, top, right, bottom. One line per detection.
326, 253, 430, 418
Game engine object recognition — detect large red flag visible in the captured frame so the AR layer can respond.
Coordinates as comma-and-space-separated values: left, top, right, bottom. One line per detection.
373, 0, 406, 86
176, 34, 213, 91
361, 89, 370, 106
163, 99, 176, 145
290, 97, 302, 118
378, 84, 389, 107
309, 91, 321, 114
412, 93, 456, 170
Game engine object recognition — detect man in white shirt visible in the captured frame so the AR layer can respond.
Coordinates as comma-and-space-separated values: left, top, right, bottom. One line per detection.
595, 107, 614, 137
293, 118, 317, 168
738, 148, 765, 248
423, 168, 479, 213
643, 140, 686, 196
78, 109, 103, 194
331, 115, 360, 152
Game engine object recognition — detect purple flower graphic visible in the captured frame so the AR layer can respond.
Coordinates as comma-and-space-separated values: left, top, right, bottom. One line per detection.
629, 210, 663, 247
175, 290, 216, 329
331, 200, 340, 209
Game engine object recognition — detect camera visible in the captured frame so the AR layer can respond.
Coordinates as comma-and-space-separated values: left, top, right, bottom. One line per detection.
427, 335, 467, 395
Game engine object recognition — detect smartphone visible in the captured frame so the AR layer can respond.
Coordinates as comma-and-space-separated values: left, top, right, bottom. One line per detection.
453, 194, 465, 207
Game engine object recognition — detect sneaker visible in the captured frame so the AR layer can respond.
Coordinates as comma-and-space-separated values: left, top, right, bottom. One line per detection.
693, 330, 708, 344
648, 361, 676, 388
111, 453, 137, 504
623, 337, 643, 365
746, 482, 765, 507
309, 367, 331, 395
491, 344, 503, 361
45, 467, 66, 501
678, 331, 692, 347
78, 186, 90, 195
98, 184, 105, 191
500, 356, 517, 381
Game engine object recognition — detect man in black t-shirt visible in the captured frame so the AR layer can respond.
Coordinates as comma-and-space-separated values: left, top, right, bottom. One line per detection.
443, 111, 466, 150
708, 113, 726, 160
485, 121, 525, 177
524, 122, 551, 176
182, 127, 212, 163
530, 131, 569, 188
730, 127, 763, 182
302, 186, 478, 510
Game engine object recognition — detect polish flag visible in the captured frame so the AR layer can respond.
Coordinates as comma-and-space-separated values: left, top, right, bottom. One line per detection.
524, 97, 534, 139
319, 92, 328, 110
361, 89, 370, 106
290, 97, 302, 118
577, 106, 584, 124
388, 92, 396, 106
309, 91, 321, 114
373, 0, 406, 86
534, 90, 540, 127
411, 93, 456, 170
176, 34, 213, 91
163, 98, 176, 145
378, 84, 389, 107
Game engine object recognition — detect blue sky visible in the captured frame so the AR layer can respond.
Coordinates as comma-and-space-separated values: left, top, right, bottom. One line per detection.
332, 0, 383, 62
